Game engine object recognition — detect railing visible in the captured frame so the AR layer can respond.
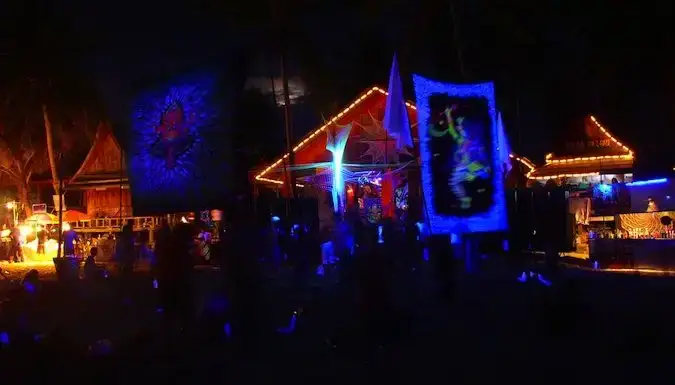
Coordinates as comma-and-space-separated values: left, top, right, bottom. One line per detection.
68, 216, 162, 232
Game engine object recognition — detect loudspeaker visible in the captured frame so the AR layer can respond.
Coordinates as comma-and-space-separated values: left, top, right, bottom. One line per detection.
537, 188, 574, 252
427, 234, 455, 301
506, 188, 536, 252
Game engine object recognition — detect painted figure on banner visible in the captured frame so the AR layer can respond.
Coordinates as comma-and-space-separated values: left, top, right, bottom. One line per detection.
154, 101, 196, 169
429, 105, 490, 210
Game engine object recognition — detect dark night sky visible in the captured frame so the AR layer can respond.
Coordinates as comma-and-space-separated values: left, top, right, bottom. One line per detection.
1, 0, 674, 175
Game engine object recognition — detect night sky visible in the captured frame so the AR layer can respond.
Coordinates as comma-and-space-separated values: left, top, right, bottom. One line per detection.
1, 0, 673, 177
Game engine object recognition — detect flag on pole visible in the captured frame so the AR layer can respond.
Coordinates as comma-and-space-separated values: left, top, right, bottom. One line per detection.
383, 54, 413, 151
496, 112, 512, 174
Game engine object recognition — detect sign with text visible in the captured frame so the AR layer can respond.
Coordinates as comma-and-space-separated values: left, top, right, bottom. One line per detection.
32, 204, 47, 214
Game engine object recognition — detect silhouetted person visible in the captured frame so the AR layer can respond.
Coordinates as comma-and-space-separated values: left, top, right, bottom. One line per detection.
36, 227, 46, 256
154, 222, 196, 336
358, 229, 391, 349
428, 235, 455, 303
116, 223, 135, 277
292, 226, 311, 310
83, 247, 100, 281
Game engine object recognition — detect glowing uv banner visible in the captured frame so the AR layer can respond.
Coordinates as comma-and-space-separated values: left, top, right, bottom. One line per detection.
127, 74, 232, 215
413, 75, 507, 234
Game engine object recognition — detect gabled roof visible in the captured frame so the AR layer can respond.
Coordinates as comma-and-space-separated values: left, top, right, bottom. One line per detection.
69, 123, 127, 187
509, 153, 536, 174
254, 86, 418, 186
254, 85, 529, 186
529, 116, 634, 180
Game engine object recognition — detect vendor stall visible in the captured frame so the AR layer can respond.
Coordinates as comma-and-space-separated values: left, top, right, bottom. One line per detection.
528, 116, 636, 258
589, 178, 675, 270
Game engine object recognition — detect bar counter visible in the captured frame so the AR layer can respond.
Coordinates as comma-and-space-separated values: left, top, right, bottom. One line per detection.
589, 238, 675, 269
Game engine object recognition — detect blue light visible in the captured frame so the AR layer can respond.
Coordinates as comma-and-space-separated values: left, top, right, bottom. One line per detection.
626, 178, 668, 187
271, 215, 281, 222
128, 74, 223, 213
413, 75, 507, 234
326, 124, 352, 213
593, 183, 613, 200
377, 225, 384, 244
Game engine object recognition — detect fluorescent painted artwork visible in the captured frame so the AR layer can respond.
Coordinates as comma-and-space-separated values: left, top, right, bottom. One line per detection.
326, 124, 352, 213
413, 75, 507, 234
128, 75, 228, 214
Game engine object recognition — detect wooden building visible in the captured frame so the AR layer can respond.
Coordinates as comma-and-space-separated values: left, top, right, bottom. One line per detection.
528, 116, 634, 185
66, 123, 132, 218
254, 86, 531, 225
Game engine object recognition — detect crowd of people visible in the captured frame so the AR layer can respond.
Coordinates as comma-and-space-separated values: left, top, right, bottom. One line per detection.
93, 211, 432, 354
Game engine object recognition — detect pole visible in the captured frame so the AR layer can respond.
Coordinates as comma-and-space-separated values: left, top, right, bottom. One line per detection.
57, 162, 63, 259
281, 51, 296, 200
120, 147, 123, 230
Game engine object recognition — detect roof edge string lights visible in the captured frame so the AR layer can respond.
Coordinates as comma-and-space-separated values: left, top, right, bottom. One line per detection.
543, 116, 634, 166
256, 86, 534, 186
530, 172, 600, 181
254, 86, 416, 184
508, 153, 536, 172
530, 116, 634, 180
545, 154, 633, 164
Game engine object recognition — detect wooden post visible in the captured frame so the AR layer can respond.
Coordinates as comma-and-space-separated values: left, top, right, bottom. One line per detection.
281, 51, 296, 200
119, 148, 124, 229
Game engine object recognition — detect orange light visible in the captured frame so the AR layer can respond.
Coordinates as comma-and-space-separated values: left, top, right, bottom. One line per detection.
509, 153, 536, 172
542, 116, 633, 165
254, 86, 416, 184
530, 116, 633, 180
530, 172, 600, 181
546, 154, 633, 164
589, 115, 633, 155
591, 267, 675, 275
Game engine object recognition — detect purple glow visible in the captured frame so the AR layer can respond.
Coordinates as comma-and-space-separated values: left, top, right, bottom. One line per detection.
383, 54, 413, 150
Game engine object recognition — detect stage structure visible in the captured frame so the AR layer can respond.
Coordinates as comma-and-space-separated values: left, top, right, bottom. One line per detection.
413, 75, 509, 234
254, 85, 526, 230
127, 74, 232, 215
253, 85, 420, 226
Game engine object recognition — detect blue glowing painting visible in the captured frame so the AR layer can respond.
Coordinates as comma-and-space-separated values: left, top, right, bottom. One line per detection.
413, 75, 507, 234
128, 75, 230, 214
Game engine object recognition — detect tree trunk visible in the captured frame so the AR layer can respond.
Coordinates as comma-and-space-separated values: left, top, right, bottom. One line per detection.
43, 104, 63, 259
17, 180, 31, 219
43, 105, 60, 195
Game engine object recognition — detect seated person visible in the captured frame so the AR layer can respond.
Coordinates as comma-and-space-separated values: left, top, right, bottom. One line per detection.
84, 247, 103, 280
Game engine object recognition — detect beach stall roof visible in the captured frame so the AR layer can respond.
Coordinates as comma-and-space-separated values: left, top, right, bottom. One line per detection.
529, 116, 633, 180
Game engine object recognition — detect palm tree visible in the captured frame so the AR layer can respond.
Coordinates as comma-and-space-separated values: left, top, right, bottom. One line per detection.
43, 105, 61, 202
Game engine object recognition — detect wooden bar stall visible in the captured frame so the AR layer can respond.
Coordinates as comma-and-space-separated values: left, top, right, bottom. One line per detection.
589, 178, 675, 270
527, 116, 635, 259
